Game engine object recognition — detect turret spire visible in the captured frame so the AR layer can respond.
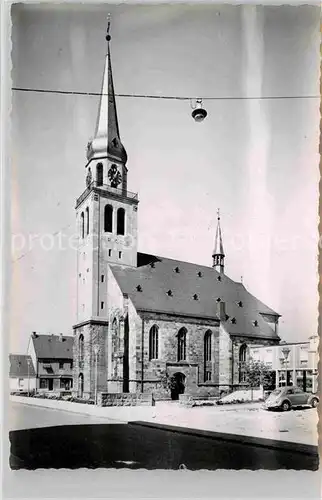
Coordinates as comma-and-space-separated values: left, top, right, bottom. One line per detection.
87, 15, 127, 164
212, 209, 225, 273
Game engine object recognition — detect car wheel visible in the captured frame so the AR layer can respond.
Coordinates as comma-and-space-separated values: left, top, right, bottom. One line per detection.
311, 398, 318, 408
281, 400, 291, 411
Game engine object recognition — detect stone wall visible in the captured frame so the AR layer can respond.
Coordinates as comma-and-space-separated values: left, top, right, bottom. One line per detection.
73, 320, 108, 399
98, 392, 154, 407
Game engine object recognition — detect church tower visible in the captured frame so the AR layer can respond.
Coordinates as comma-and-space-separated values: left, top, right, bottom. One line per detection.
73, 18, 138, 399
212, 209, 225, 273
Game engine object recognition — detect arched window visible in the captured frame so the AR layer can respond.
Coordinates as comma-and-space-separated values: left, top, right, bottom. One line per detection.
111, 318, 119, 377
104, 204, 113, 233
149, 325, 159, 360
239, 343, 247, 383
79, 334, 84, 368
177, 328, 187, 362
204, 330, 212, 362
117, 208, 125, 235
80, 212, 84, 239
96, 162, 103, 186
85, 207, 89, 235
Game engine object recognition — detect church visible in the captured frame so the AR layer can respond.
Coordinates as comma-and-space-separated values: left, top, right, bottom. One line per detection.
72, 22, 281, 401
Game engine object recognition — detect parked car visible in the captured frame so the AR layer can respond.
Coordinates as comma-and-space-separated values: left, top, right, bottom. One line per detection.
264, 386, 319, 411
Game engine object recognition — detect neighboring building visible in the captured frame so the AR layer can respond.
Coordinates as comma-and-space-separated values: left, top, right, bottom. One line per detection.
28, 333, 74, 393
9, 354, 36, 393
249, 334, 318, 393
72, 22, 281, 401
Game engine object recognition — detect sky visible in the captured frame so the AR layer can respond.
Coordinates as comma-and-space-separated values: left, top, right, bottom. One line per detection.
10, 3, 320, 352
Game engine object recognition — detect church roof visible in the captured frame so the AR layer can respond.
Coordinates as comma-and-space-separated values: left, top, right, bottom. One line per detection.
9, 354, 36, 378
110, 253, 280, 341
31, 334, 73, 360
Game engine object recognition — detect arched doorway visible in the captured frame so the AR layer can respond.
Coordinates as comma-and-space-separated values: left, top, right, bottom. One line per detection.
78, 373, 84, 398
170, 372, 186, 400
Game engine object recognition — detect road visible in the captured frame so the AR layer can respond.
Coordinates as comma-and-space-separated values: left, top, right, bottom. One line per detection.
8, 402, 319, 471
9, 401, 121, 430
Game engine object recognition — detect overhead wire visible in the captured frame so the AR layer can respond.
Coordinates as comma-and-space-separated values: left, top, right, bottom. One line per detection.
12, 87, 320, 101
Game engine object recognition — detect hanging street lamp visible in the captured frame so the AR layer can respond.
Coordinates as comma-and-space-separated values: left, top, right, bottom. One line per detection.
191, 98, 208, 122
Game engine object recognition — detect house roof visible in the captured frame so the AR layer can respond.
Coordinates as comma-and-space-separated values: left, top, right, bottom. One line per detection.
9, 354, 36, 378
31, 334, 73, 360
110, 253, 280, 341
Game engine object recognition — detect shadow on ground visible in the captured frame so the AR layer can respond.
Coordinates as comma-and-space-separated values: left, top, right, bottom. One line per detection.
9, 422, 319, 470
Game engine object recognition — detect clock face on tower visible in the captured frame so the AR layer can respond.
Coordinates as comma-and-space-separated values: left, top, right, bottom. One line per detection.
108, 164, 122, 188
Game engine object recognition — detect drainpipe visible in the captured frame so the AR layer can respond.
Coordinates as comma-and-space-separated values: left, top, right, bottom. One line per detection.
231, 339, 234, 391
141, 317, 145, 393
96, 195, 101, 316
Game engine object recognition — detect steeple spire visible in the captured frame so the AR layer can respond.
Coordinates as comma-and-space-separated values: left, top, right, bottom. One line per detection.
87, 15, 127, 164
212, 209, 225, 273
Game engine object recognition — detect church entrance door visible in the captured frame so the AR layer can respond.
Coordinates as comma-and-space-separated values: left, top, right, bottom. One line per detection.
171, 372, 186, 400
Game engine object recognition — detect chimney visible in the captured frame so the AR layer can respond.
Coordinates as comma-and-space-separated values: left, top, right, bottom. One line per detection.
59, 333, 63, 342
217, 300, 226, 321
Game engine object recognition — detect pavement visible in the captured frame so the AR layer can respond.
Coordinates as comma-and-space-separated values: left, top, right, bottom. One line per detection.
141, 401, 319, 446
8, 397, 318, 446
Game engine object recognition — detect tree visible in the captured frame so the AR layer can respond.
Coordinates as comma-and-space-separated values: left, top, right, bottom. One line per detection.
158, 369, 176, 394
243, 360, 274, 400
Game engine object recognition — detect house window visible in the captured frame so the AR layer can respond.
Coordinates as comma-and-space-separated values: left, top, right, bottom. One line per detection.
80, 212, 84, 239
119, 251, 122, 259
108, 249, 112, 257
205, 371, 212, 382
60, 378, 71, 390
18, 378, 23, 387
104, 205, 113, 233
101, 274, 105, 283
96, 162, 103, 186
101, 301, 104, 309
79, 334, 84, 368
177, 328, 187, 362
59, 362, 64, 370
239, 343, 247, 383
204, 330, 212, 362
117, 208, 125, 235
300, 347, 308, 365
40, 379, 48, 389
149, 325, 159, 360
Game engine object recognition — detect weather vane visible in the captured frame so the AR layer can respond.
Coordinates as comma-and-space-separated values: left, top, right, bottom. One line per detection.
217, 208, 220, 220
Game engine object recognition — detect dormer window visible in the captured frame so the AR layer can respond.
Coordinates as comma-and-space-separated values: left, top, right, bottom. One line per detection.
167, 290, 173, 297
216, 297, 221, 303
237, 301, 243, 307
193, 293, 199, 301
136, 285, 142, 292
253, 320, 259, 327
174, 266, 180, 273
150, 262, 155, 268
197, 271, 203, 278
217, 275, 222, 282
231, 317, 236, 324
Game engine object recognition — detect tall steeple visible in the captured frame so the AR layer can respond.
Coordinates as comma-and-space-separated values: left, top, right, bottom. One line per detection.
87, 15, 127, 165
212, 209, 225, 273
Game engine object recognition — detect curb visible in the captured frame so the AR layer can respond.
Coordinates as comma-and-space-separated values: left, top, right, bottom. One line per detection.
129, 421, 319, 456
